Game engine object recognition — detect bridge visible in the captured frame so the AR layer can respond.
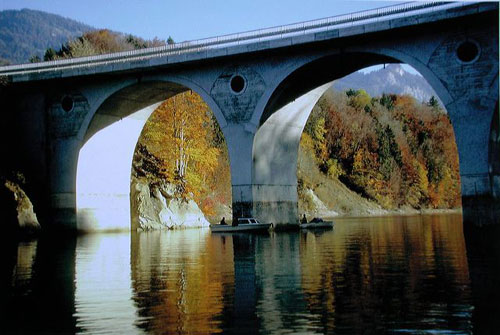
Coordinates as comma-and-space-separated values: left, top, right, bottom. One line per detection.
0, 1, 498, 231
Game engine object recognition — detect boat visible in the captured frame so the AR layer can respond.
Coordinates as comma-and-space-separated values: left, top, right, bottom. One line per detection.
210, 218, 272, 232
300, 218, 334, 229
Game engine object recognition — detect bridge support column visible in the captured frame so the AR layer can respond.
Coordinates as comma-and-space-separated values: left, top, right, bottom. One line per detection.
49, 137, 80, 230
223, 124, 256, 221
252, 83, 331, 228
490, 103, 500, 199
448, 97, 500, 225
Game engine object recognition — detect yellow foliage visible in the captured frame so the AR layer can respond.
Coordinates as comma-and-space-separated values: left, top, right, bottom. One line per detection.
326, 158, 345, 178
349, 89, 372, 111
139, 91, 221, 200
312, 117, 328, 162
300, 133, 315, 153
416, 161, 429, 197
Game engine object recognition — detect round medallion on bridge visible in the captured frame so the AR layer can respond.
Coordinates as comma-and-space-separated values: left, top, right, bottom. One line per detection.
61, 95, 74, 113
456, 40, 480, 64
229, 74, 246, 94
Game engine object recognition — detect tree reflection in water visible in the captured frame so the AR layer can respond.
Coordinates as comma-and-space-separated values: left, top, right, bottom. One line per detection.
130, 215, 473, 334
131, 230, 235, 334
299, 215, 472, 334
0, 214, 488, 334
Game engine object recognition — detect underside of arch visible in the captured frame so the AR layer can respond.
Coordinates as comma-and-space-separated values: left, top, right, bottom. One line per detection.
260, 52, 397, 126
83, 81, 187, 143
76, 80, 225, 231
249, 53, 399, 226
251, 50, 462, 226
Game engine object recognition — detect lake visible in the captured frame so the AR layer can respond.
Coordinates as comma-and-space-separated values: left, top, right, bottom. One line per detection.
1, 214, 499, 334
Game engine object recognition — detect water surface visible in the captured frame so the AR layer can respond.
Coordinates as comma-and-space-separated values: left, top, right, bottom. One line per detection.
1, 214, 498, 334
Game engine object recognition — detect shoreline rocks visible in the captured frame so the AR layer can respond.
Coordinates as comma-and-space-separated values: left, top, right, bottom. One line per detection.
4, 180, 41, 233
131, 178, 210, 231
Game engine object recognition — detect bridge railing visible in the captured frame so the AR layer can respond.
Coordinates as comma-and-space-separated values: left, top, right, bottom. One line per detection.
0, 1, 469, 76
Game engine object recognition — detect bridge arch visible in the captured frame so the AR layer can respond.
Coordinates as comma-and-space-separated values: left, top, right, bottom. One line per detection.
251, 50, 461, 225
78, 75, 226, 143
76, 77, 227, 231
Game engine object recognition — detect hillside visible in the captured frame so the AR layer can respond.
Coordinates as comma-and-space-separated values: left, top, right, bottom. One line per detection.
298, 142, 386, 218
334, 64, 438, 104
298, 87, 461, 216
0, 9, 94, 64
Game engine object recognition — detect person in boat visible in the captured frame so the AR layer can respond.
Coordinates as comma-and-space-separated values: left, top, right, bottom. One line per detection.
220, 217, 226, 225
300, 214, 307, 224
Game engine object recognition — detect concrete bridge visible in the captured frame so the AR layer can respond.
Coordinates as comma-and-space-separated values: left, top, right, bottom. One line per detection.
0, 2, 498, 231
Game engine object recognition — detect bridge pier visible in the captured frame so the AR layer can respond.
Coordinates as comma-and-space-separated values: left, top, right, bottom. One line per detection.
223, 124, 255, 221
460, 103, 500, 226
251, 83, 331, 228
447, 95, 499, 225
49, 138, 80, 230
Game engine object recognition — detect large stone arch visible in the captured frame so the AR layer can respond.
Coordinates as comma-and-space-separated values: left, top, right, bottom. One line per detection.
248, 52, 399, 225
76, 77, 226, 231
250, 46, 459, 226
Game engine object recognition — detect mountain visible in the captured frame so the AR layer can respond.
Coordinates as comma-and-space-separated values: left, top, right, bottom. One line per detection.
334, 64, 438, 104
0, 9, 94, 65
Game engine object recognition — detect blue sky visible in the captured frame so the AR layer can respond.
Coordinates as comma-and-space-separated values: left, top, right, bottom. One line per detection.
0, 0, 403, 42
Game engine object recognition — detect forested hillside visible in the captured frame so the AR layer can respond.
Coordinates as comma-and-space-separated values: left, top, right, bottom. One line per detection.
0, 9, 94, 64
0, 9, 173, 64
299, 88, 460, 211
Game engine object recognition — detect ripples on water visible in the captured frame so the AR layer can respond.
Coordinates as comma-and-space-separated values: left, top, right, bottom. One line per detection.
1, 214, 499, 334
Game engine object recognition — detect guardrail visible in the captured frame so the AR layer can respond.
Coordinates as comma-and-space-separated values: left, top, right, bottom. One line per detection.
0, 1, 468, 76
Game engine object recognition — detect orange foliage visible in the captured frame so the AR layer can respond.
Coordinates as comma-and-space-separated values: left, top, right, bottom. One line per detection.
302, 90, 461, 209
136, 91, 231, 216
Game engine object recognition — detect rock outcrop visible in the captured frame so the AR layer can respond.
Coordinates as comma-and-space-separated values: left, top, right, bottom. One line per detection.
131, 178, 210, 230
4, 180, 41, 233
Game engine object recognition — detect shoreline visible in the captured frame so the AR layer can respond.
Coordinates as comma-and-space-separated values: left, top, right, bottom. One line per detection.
323, 207, 462, 221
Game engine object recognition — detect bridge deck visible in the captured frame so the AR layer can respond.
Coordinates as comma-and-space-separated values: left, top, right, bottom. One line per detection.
0, 1, 495, 81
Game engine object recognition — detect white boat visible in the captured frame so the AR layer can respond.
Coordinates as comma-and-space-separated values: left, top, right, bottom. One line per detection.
210, 218, 272, 232
300, 219, 334, 229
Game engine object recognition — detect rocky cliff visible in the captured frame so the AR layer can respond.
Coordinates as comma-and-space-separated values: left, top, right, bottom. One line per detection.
3, 180, 40, 233
130, 177, 210, 230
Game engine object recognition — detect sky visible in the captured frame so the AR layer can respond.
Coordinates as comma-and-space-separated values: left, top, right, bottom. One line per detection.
0, 0, 404, 42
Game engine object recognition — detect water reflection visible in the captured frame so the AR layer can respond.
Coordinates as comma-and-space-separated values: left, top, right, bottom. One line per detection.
299, 215, 472, 334
463, 221, 500, 334
74, 233, 137, 334
11, 240, 38, 293
0, 215, 491, 334
128, 216, 473, 334
1, 236, 77, 334
131, 229, 233, 334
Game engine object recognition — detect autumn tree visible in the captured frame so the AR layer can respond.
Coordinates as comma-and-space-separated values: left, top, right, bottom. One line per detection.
40, 29, 168, 60
138, 91, 222, 202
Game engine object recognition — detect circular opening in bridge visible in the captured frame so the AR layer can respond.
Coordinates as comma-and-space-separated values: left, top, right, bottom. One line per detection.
456, 40, 480, 64
61, 95, 74, 113
230, 75, 246, 94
